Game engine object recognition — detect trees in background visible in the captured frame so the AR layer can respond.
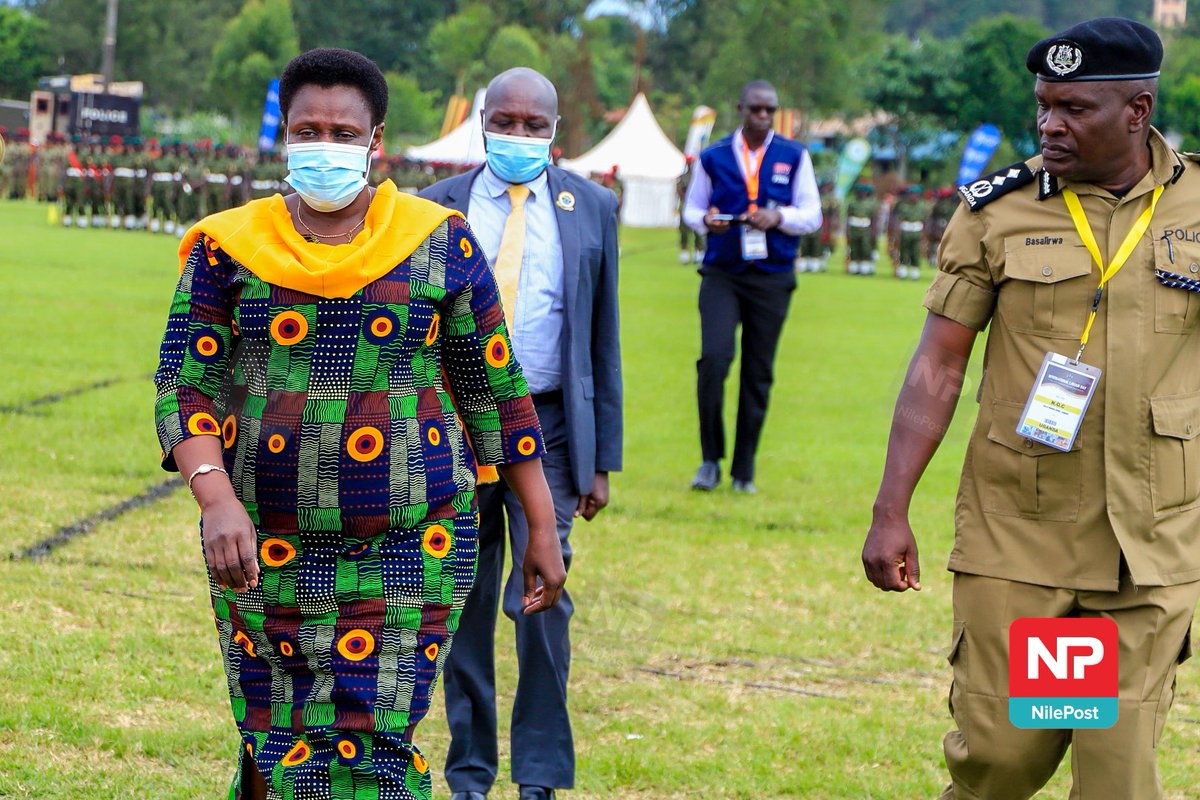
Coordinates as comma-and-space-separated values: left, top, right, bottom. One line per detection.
13, 0, 1200, 155
206, 0, 298, 124
0, 6, 50, 98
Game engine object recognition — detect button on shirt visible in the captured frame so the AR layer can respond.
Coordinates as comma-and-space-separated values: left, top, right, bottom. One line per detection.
469, 165, 565, 394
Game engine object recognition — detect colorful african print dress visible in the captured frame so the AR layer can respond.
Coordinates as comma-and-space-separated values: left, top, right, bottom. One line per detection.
154, 182, 544, 800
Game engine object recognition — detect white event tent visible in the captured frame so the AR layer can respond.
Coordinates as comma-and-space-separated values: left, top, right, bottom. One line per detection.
559, 93, 687, 228
406, 89, 486, 165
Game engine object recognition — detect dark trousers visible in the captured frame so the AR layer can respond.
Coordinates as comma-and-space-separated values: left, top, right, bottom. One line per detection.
443, 394, 578, 792
697, 266, 796, 482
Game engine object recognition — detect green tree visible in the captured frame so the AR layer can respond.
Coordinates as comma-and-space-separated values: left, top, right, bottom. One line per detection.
206, 0, 299, 123
701, 0, 887, 123
864, 35, 962, 177
1157, 34, 1200, 148
0, 6, 51, 98
292, 0, 451, 75
25, 0, 244, 110
953, 14, 1048, 154
383, 71, 439, 138
483, 25, 548, 78
427, 4, 495, 99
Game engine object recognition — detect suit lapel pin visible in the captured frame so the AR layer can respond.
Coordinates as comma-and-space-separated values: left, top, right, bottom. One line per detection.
556, 191, 576, 211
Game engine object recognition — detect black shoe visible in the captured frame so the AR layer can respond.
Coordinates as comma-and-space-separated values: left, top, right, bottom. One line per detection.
690, 460, 720, 491
518, 788, 556, 800
731, 479, 757, 495
450, 793, 488, 800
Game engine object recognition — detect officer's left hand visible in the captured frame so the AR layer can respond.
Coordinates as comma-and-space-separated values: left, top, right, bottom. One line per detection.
746, 207, 783, 231
575, 471, 610, 521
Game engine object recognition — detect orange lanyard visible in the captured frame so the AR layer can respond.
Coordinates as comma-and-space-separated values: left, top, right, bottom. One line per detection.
738, 136, 766, 212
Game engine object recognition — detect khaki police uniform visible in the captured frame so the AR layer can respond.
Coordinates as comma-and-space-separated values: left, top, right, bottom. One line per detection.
928, 129, 1200, 798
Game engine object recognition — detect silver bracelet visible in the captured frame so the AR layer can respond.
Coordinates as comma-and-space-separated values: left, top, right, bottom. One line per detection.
187, 463, 229, 491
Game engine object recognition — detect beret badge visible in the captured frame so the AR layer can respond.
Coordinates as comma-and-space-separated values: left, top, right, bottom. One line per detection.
1046, 42, 1084, 76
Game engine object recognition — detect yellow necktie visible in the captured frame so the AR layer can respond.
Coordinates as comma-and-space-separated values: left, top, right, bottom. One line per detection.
493, 184, 530, 329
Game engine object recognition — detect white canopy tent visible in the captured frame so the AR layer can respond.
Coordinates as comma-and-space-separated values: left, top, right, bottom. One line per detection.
559, 93, 687, 228
406, 89, 486, 165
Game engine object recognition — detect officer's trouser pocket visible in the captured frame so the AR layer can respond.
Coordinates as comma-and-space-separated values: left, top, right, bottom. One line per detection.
1149, 392, 1200, 514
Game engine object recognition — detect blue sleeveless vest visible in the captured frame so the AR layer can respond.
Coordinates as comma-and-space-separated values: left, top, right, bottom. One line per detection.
699, 133, 805, 273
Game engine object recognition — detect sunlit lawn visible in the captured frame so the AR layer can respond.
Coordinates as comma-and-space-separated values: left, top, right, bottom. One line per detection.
2, 198, 1198, 798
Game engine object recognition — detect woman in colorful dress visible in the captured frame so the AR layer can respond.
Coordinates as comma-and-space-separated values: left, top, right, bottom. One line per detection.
153, 48, 566, 800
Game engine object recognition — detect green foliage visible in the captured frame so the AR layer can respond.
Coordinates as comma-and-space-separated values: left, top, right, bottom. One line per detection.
0, 6, 51, 98
1157, 35, 1200, 149
206, 0, 299, 123
291, 0, 451, 76
887, 0, 1153, 37
427, 4, 496, 98
383, 72, 439, 138
26, 0, 245, 111
702, 0, 887, 124
953, 14, 1048, 154
483, 25, 548, 78
864, 35, 963, 177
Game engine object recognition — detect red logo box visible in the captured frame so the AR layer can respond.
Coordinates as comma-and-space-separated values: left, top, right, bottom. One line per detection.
1009, 617, 1119, 698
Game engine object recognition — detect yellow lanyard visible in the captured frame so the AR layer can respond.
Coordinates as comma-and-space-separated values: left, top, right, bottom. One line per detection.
1062, 184, 1164, 361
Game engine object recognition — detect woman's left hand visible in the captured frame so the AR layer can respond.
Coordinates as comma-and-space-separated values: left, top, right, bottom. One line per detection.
522, 522, 566, 614
497, 458, 566, 614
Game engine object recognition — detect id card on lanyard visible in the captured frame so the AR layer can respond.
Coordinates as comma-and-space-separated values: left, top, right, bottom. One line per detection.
739, 136, 769, 261
1016, 184, 1164, 451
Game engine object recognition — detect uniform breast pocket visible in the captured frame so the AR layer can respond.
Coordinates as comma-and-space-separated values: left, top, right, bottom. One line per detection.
1150, 391, 1200, 514
1153, 236, 1200, 334
979, 400, 1082, 522
999, 240, 1094, 339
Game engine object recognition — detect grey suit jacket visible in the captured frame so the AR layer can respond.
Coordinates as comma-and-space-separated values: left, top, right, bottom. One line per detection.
419, 165, 623, 495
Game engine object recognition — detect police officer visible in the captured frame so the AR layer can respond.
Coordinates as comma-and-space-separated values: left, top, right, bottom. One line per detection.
889, 184, 927, 280
926, 186, 957, 266
863, 17, 1200, 799
845, 183, 879, 275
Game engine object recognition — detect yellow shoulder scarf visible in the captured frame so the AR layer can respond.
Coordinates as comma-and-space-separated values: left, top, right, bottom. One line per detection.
178, 179, 462, 298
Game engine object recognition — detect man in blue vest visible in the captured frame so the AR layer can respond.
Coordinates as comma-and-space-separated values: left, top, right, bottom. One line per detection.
682, 80, 822, 493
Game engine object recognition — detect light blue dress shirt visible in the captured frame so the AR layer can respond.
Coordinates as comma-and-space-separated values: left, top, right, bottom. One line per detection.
468, 165, 566, 394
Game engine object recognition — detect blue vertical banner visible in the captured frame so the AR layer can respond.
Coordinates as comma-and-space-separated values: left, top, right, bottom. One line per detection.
957, 124, 1002, 186
258, 78, 281, 152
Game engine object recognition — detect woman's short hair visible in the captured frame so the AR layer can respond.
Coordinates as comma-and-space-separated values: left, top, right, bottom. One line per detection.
279, 48, 388, 127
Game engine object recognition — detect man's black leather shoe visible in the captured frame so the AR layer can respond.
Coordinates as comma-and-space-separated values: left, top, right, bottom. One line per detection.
450, 793, 487, 800
518, 788, 555, 800
690, 460, 720, 490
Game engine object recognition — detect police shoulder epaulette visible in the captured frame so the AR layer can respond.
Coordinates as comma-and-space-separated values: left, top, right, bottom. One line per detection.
957, 162, 1035, 211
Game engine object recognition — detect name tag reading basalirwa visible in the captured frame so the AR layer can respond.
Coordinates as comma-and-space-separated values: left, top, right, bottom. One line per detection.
1016, 352, 1100, 452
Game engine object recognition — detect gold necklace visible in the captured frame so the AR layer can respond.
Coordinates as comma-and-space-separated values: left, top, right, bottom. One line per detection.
295, 201, 367, 244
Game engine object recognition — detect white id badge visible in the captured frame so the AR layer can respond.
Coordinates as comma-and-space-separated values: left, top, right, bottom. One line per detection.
741, 227, 769, 260
1016, 352, 1101, 452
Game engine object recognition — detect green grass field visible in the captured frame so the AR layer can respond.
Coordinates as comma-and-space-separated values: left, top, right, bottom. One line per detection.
2, 198, 1199, 799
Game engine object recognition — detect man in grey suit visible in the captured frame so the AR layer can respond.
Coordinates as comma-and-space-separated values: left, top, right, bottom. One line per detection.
419, 67, 622, 800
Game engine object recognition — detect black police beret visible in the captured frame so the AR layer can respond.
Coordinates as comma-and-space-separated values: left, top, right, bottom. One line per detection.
1026, 17, 1162, 82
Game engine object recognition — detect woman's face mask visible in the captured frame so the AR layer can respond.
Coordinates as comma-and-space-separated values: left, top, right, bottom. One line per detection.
285, 126, 376, 213
484, 127, 554, 185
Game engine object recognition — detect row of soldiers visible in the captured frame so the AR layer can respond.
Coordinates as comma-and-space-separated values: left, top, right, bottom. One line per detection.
828, 183, 959, 280
676, 179, 960, 279
1, 134, 460, 235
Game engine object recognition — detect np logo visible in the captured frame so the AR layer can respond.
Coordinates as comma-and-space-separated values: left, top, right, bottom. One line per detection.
1046, 42, 1083, 77
1008, 617, 1119, 729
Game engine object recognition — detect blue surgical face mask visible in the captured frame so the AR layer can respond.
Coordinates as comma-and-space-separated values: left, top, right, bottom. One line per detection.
285, 128, 375, 212
484, 129, 554, 184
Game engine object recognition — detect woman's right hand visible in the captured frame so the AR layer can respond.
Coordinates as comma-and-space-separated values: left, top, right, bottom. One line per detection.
201, 497, 260, 592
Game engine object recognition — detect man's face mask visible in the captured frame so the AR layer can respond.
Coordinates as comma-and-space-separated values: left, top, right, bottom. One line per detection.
483, 126, 554, 184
